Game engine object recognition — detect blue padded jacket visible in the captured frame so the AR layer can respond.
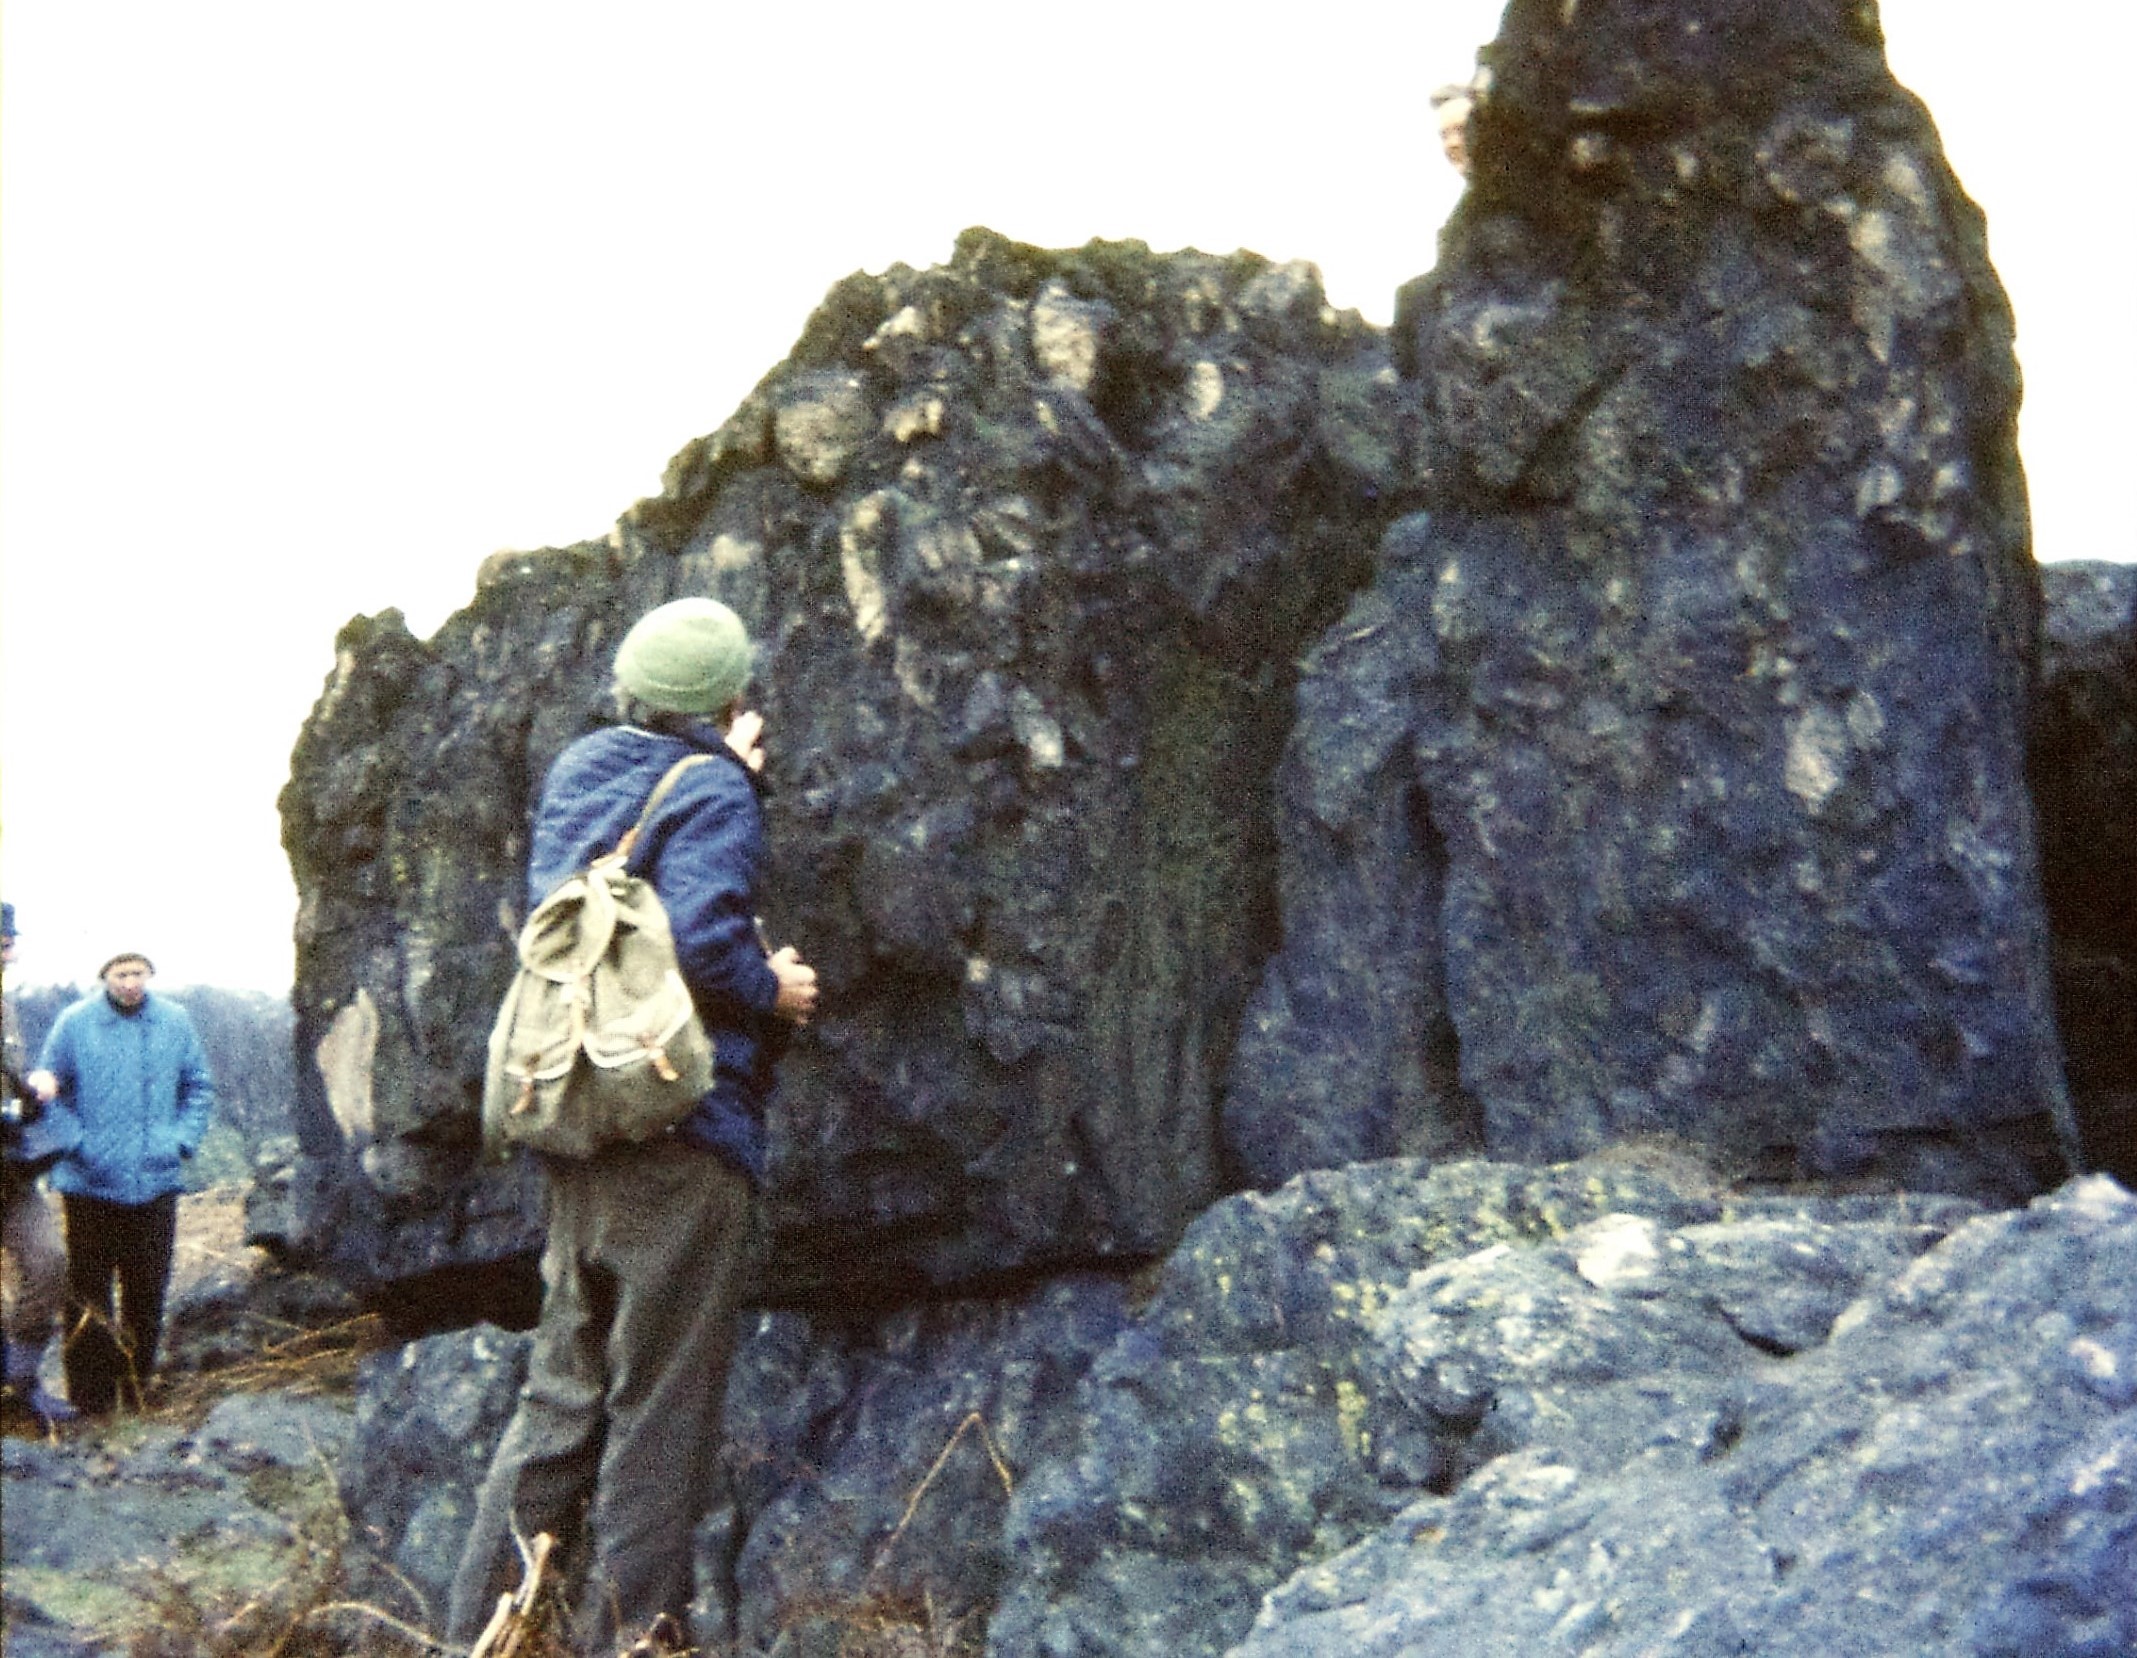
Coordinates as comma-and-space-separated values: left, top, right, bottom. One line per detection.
526, 723, 785, 1181
39, 990, 215, 1206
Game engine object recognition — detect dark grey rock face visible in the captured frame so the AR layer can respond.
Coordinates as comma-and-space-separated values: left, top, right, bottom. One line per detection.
693, 239, 1404, 1301
1226, 0, 2075, 1200
340, 1324, 531, 1627
709, 1277, 1132, 1654
2034, 562, 2137, 1184
986, 1156, 1973, 1658
276, 2, 2082, 1297
279, 233, 1408, 1300
279, 575, 609, 1295
1229, 1174, 2137, 1658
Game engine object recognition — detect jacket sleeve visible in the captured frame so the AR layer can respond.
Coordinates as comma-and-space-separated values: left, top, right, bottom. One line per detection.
36, 1010, 79, 1096
174, 1017, 215, 1158
650, 768, 781, 1017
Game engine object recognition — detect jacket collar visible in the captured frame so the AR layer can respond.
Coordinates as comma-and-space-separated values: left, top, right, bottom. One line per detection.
91, 989, 159, 1022
617, 723, 765, 797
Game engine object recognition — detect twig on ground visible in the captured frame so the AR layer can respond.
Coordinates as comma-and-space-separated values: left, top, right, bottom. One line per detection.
870, 1410, 1013, 1581
471, 1529, 558, 1658
299, 1598, 461, 1653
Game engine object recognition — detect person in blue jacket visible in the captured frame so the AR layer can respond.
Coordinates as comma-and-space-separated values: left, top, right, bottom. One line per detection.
26, 950, 214, 1416
449, 596, 818, 1655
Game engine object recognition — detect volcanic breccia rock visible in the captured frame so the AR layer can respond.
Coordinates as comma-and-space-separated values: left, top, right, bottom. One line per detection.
1224, 0, 2072, 1203
279, 0, 2070, 1304
269, 0, 2132, 1652
278, 225, 1411, 1301
340, 1159, 2135, 1657
1228, 1173, 2137, 1658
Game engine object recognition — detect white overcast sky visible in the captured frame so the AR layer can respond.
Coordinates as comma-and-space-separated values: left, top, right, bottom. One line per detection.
2, 1, 2132, 992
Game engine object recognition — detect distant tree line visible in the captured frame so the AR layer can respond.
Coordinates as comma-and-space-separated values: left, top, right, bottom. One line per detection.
5, 982, 295, 1184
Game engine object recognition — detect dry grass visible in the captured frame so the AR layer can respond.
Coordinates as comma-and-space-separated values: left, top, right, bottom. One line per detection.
172, 1185, 256, 1298
5, 1183, 414, 1655
148, 1312, 389, 1423
69, 1183, 386, 1427
768, 1589, 984, 1658
12, 1191, 1020, 1656
870, 1411, 1013, 1581
758, 1410, 1012, 1658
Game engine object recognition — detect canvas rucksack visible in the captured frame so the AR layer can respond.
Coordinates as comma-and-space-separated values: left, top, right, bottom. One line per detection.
482, 756, 717, 1161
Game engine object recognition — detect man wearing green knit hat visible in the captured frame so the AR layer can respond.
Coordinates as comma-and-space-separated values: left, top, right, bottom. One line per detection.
613, 594, 754, 716
451, 595, 816, 1654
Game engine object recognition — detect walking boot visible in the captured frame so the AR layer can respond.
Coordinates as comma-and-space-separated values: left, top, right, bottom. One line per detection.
3, 1342, 79, 1429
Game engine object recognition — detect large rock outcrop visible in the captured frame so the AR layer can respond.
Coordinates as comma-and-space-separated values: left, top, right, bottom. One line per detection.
284, 2, 2125, 1647
278, 233, 1408, 1303
1229, 1172, 2137, 1658
276, 0, 2077, 1309
340, 1157, 2136, 1657
1225, 0, 2076, 1199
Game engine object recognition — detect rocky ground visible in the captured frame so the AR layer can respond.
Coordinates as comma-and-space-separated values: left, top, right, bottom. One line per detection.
2, 1187, 384, 1658
7, 1162, 2134, 1657
328, 1156, 2136, 1658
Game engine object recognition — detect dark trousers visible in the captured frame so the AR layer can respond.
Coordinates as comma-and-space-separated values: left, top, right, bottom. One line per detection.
61, 1191, 180, 1415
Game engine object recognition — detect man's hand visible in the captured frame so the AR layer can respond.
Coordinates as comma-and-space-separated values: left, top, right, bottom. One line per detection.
0, 1067, 41, 1128
769, 946, 818, 1025
24, 1069, 57, 1103
726, 709, 766, 774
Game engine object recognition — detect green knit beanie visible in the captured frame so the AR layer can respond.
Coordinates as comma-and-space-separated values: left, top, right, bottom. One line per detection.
613, 597, 753, 716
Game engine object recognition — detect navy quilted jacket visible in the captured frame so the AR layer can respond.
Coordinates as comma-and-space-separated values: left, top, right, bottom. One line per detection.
527, 722, 783, 1180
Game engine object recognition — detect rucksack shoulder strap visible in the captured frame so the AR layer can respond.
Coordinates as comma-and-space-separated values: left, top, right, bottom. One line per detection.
611, 753, 716, 862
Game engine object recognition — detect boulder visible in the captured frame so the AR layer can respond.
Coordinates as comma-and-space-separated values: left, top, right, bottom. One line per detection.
278, 234, 1411, 1301
1230, 1174, 2137, 1658
339, 1324, 532, 1627
277, 1, 2085, 1298
1226, 0, 2076, 1200
987, 1155, 1972, 1658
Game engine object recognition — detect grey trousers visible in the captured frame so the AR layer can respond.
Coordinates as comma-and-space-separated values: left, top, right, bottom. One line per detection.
447, 1140, 757, 1652
2, 1168, 66, 1363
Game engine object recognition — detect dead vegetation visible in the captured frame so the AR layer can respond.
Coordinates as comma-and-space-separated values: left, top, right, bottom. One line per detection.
149, 1312, 387, 1423
765, 1588, 985, 1657
9, 1190, 1019, 1656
